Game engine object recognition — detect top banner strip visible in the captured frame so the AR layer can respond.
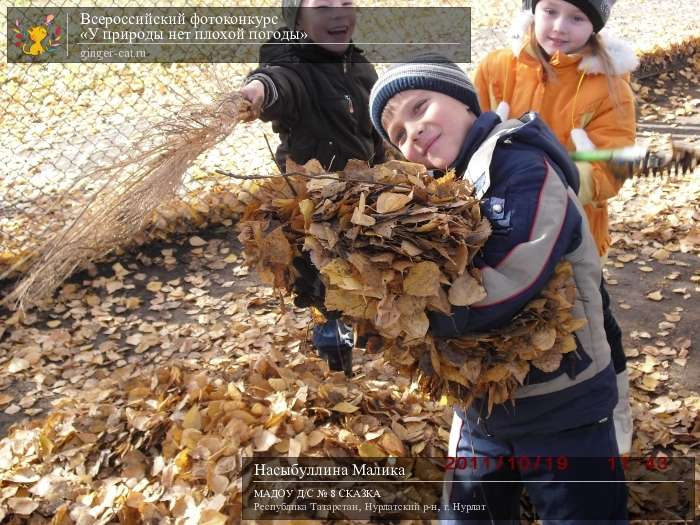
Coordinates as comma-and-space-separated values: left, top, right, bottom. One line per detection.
7, 7, 471, 64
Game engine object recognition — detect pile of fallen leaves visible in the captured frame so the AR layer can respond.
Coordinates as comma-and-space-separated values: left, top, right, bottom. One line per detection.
238, 159, 586, 412
0, 318, 451, 523
635, 36, 700, 79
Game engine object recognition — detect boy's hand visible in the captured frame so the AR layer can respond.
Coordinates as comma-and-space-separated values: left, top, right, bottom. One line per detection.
239, 80, 265, 122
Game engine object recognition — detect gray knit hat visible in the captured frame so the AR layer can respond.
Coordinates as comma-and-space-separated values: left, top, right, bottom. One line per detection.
369, 54, 481, 145
282, 0, 302, 29
531, 0, 615, 33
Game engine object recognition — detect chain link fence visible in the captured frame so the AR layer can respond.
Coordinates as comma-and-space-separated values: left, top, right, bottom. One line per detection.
1, 1, 287, 284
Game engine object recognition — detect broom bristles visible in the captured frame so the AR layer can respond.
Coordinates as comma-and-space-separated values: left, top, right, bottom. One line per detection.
5, 92, 248, 312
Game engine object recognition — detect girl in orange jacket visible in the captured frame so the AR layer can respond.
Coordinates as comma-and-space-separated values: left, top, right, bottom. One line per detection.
474, 0, 637, 454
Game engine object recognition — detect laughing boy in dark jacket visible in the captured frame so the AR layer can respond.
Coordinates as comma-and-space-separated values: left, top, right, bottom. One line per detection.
241, 0, 385, 172
240, 0, 385, 375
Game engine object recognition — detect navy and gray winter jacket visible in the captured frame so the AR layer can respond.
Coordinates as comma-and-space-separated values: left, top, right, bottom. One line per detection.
432, 112, 617, 438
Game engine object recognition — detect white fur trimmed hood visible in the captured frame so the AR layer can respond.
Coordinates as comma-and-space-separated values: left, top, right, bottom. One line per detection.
508, 9, 639, 75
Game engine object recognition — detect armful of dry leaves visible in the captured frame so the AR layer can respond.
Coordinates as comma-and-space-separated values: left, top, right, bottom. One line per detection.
238, 158, 587, 414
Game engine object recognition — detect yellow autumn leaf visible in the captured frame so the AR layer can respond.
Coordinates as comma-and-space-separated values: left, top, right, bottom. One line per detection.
452, 244, 470, 276
651, 248, 669, 261
483, 364, 510, 382
347, 252, 383, 291
268, 378, 287, 392
146, 281, 163, 292
332, 401, 360, 413
181, 428, 202, 449
351, 206, 376, 226
646, 290, 664, 301
448, 272, 487, 306
308, 430, 325, 447
400, 312, 430, 340
303, 158, 325, 174
321, 259, 362, 290
174, 448, 191, 470
358, 442, 386, 458
639, 376, 659, 392
427, 287, 452, 314
376, 191, 412, 214
85, 294, 101, 306
325, 290, 377, 319
532, 350, 563, 372
189, 236, 207, 247
559, 335, 578, 353
7, 497, 39, 515
199, 510, 228, 525
183, 405, 201, 430
299, 199, 314, 229
531, 327, 557, 351
563, 318, 587, 332
253, 429, 280, 452
506, 360, 530, 384
396, 294, 427, 316
125, 297, 141, 309
379, 431, 406, 456
403, 261, 441, 296
106, 280, 124, 294
261, 227, 293, 266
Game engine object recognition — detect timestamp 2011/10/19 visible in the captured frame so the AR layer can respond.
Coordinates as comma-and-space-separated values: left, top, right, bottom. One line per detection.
444, 456, 673, 472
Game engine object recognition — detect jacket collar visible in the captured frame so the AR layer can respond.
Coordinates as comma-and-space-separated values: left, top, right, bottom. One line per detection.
453, 112, 581, 195
451, 112, 502, 179
508, 9, 639, 75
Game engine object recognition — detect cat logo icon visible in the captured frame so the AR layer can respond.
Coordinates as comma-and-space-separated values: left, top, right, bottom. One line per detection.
13, 14, 62, 57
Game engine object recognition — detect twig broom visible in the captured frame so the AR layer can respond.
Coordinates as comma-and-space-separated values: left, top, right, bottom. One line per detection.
4, 92, 249, 312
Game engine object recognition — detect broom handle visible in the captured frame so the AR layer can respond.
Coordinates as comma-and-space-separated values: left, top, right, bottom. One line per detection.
570, 148, 644, 163
570, 144, 699, 177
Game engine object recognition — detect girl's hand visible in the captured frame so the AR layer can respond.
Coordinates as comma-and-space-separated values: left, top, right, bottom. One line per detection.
239, 80, 265, 122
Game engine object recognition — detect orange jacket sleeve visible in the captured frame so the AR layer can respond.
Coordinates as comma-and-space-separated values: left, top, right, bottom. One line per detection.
582, 78, 637, 202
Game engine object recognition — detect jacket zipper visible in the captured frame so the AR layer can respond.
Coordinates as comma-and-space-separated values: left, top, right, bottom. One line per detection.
341, 54, 353, 113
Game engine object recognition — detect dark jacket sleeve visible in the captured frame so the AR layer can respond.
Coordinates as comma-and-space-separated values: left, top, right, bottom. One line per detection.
245, 66, 308, 126
429, 149, 584, 337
